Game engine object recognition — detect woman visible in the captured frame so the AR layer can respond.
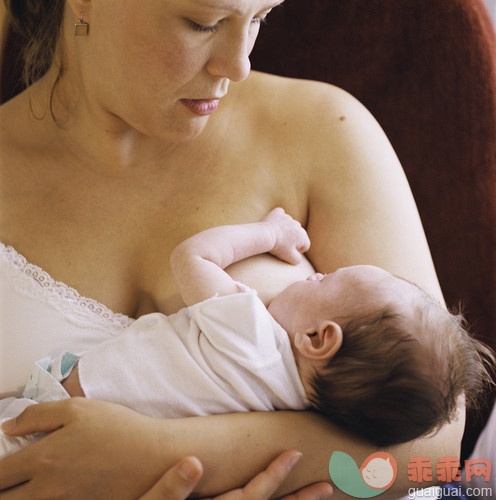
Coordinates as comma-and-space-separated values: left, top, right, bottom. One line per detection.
0, 0, 465, 498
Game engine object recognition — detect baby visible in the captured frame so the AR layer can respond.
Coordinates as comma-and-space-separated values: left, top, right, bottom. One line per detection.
1, 209, 492, 456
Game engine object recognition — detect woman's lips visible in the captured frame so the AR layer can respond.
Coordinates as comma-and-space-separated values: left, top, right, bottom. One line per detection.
180, 98, 220, 116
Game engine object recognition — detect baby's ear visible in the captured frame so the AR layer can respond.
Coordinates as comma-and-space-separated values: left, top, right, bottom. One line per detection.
294, 321, 343, 364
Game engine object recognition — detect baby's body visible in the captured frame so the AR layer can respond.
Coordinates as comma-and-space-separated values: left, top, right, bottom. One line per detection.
0, 282, 307, 457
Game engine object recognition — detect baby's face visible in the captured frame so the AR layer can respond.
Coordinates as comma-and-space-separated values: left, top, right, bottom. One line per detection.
268, 265, 416, 335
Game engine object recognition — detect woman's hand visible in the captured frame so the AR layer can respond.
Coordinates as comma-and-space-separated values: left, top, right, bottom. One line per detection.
0, 399, 174, 499
0, 400, 332, 500
139, 451, 333, 500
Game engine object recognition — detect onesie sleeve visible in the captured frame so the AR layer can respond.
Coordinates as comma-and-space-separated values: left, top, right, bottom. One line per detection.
187, 284, 308, 409
77, 312, 191, 416
188, 284, 291, 370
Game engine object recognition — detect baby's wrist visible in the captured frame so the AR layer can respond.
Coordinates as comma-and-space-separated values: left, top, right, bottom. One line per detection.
261, 220, 281, 253
62, 365, 86, 397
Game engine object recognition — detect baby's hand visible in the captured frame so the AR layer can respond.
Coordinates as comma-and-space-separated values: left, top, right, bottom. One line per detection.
62, 365, 86, 397
262, 208, 310, 264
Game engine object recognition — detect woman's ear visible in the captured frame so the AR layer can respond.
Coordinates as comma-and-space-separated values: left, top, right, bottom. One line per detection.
294, 321, 343, 365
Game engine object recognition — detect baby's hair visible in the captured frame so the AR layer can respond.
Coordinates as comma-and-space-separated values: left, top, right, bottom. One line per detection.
308, 291, 495, 447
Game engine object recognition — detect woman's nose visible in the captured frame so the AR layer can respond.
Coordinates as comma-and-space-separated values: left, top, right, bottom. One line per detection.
206, 29, 253, 82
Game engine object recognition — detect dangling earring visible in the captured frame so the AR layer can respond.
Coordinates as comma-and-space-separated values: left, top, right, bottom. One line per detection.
74, 12, 89, 36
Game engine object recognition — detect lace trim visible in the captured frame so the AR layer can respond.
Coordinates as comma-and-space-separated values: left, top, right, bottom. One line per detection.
0, 242, 134, 334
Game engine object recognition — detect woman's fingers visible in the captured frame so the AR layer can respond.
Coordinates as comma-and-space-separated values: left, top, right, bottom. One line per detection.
1, 400, 73, 436
201, 450, 326, 500
280, 482, 334, 500
0, 399, 174, 500
236, 450, 333, 500
238, 449, 303, 498
139, 457, 203, 500
0, 400, 81, 491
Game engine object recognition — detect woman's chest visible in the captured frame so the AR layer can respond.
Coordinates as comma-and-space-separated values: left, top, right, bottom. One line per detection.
105, 166, 311, 317
1, 155, 310, 318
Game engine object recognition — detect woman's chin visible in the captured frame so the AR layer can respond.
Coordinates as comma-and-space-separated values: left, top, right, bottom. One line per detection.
155, 115, 211, 143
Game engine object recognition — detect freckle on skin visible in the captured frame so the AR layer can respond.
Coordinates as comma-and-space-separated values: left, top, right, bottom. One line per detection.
339, 116, 346, 121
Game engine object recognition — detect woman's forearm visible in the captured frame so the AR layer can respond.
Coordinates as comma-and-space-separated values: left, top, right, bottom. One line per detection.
0, 398, 464, 498
166, 405, 466, 498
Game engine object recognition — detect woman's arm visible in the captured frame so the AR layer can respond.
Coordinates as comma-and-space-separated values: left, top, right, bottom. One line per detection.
0, 400, 337, 499
299, 81, 444, 303
0, 399, 463, 499
166, 408, 465, 498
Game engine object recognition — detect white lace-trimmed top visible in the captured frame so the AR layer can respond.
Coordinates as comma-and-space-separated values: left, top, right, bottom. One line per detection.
0, 242, 134, 398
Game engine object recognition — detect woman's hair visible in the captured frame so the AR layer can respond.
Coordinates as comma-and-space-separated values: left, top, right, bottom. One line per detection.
4, 0, 65, 87
309, 294, 495, 447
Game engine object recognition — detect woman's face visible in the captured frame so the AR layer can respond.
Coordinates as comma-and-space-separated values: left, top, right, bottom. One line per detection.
70, 0, 282, 141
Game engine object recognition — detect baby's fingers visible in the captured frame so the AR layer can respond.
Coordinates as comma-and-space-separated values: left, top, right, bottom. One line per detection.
281, 227, 310, 264
282, 247, 305, 265
297, 229, 311, 254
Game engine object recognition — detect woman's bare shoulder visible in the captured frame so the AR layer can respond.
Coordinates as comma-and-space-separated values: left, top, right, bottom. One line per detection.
240, 71, 367, 117
238, 71, 348, 114
233, 71, 382, 153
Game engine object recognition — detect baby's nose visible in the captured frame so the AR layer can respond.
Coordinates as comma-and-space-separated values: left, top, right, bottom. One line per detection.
307, 273, 325, 281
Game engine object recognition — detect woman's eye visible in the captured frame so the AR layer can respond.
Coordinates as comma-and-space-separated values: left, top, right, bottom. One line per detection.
187, 19, 221, 33
187, 14, 268, 34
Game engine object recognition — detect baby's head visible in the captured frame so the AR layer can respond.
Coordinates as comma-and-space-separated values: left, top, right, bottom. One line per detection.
268, 265, 494, 446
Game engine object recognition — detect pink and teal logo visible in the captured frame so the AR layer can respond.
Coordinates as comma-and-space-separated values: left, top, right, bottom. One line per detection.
329, 451, 398, 498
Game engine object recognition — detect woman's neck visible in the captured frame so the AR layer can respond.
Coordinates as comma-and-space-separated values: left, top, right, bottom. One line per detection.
25, 67, 196, 175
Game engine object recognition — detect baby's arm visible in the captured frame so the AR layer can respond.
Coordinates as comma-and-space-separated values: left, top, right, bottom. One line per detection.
170, 208, 310, 306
